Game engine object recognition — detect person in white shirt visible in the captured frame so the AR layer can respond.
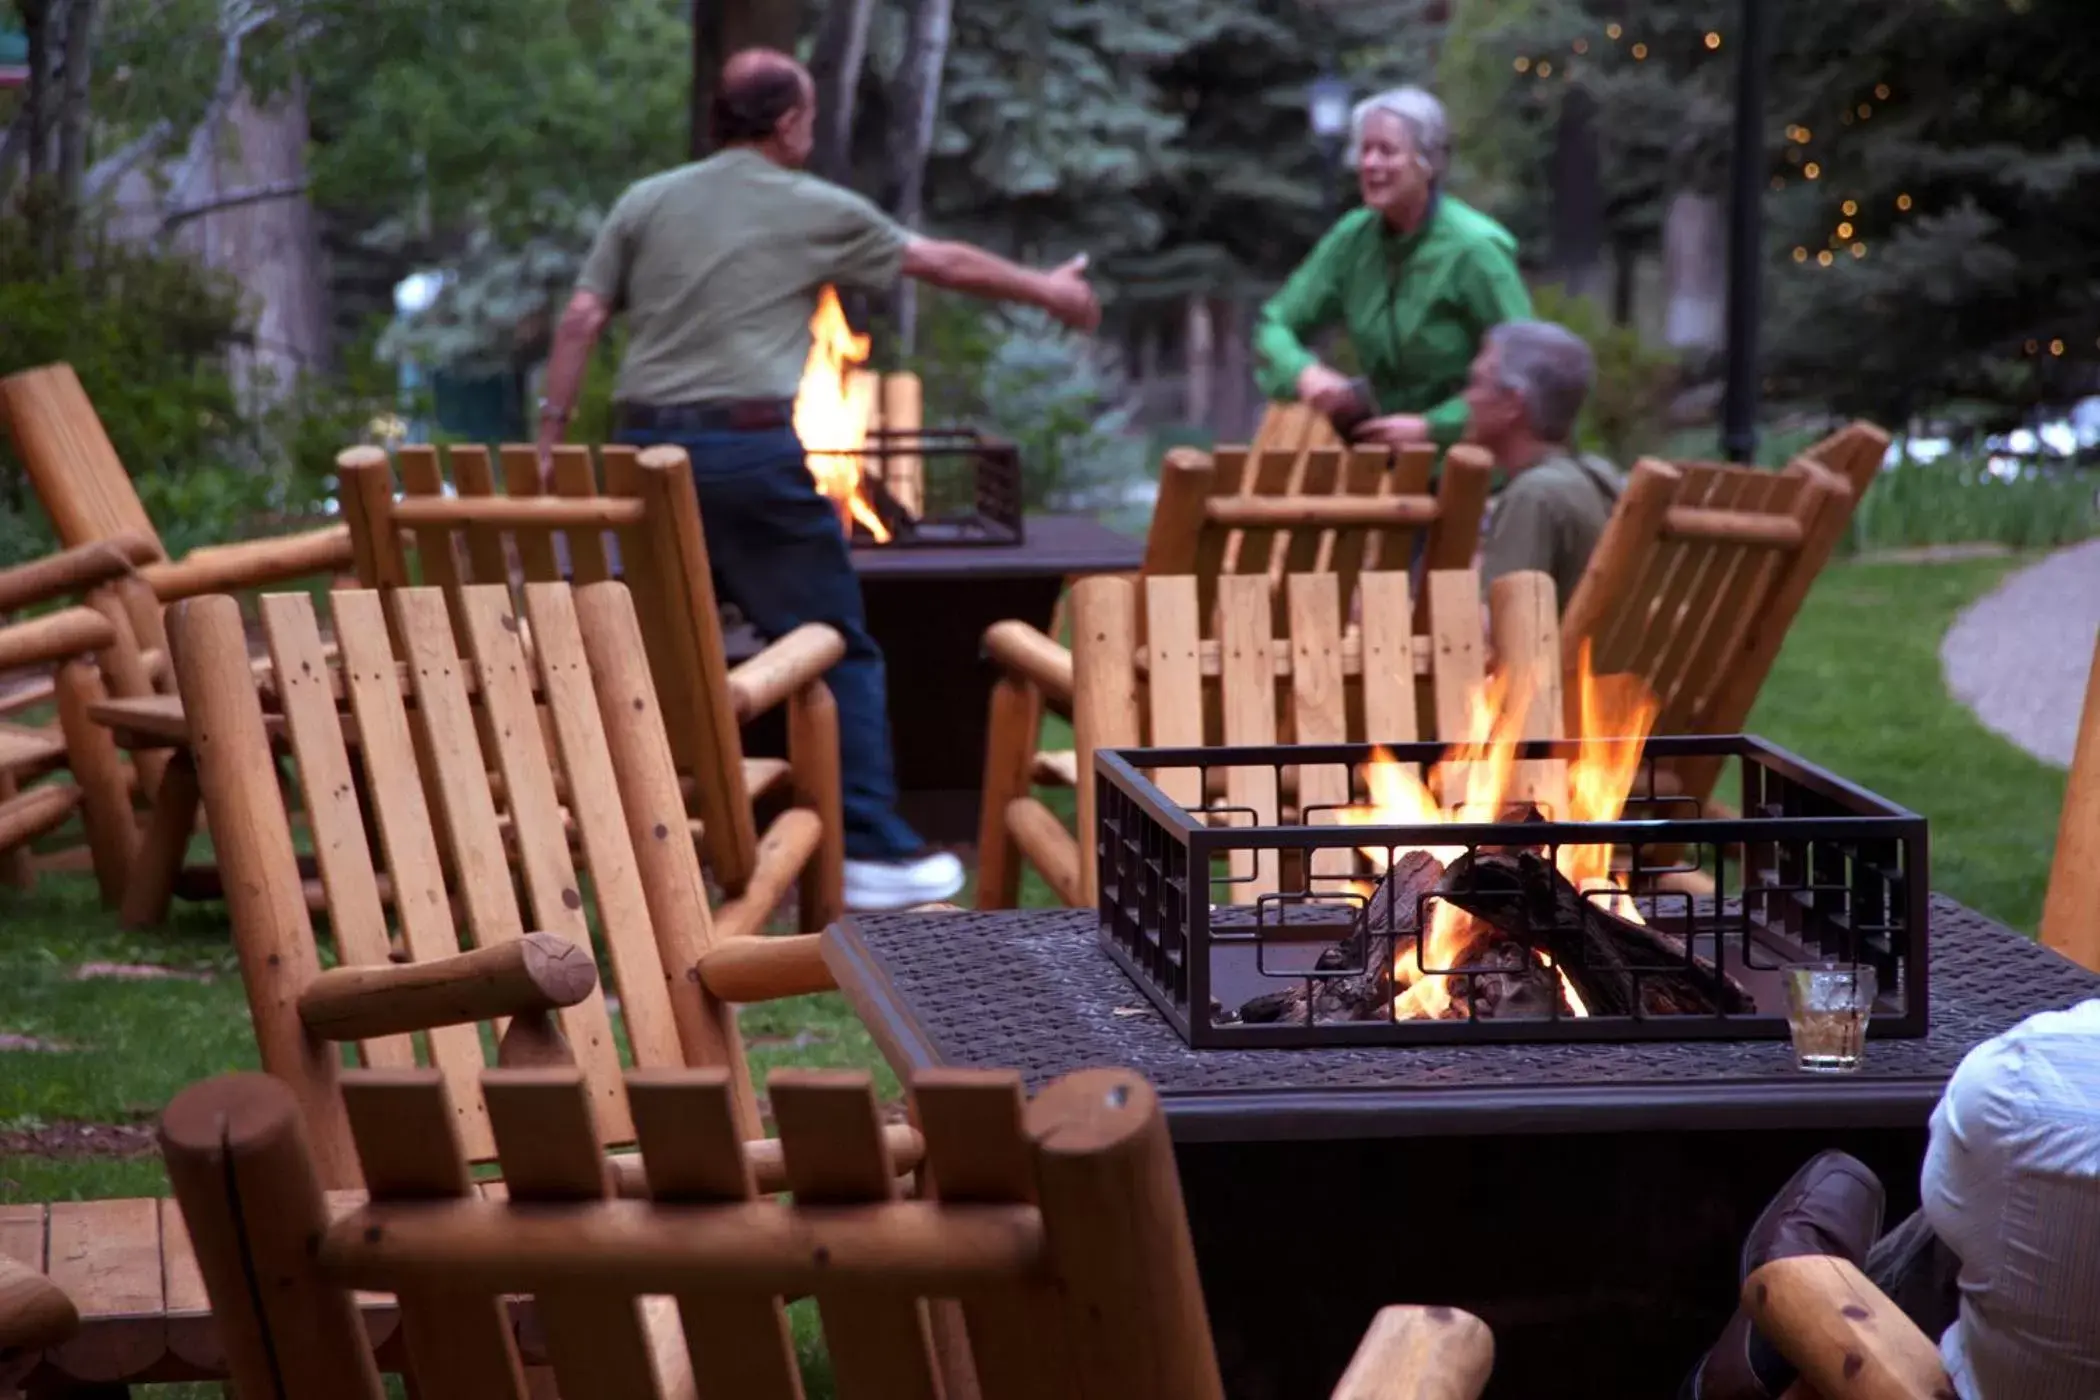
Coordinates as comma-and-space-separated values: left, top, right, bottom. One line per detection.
1685, 997, 2100, 1400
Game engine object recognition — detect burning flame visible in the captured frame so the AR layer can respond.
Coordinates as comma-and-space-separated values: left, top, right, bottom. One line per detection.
1338, 642, 1661, 1020
794, 287, 889, 543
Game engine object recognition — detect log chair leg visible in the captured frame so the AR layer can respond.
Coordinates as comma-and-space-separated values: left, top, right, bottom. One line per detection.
53, 660, 137, 910
788, 679, 845, 933
975, 674, 1041, 911
0, 770, 32, 891
120, 749, 200, 929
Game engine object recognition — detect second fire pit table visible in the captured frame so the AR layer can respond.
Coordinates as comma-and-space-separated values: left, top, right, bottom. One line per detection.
824, 900, 2100, 1400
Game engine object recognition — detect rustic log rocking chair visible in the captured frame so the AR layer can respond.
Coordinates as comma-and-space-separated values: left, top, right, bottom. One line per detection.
162, 1060, 1497, 1400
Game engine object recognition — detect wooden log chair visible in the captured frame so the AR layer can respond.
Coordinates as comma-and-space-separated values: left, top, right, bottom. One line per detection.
978, 442, 1495, 886
979, 565, 1532, 910
160, 1060, 1497, 1400
170, 578, 874, 1193
2040, 624, 2100, 974
1557, 444, 1878, 806
0, 1255, 77, 1397
1741, 1255, 1957, 1400
0, 362, 363, 921
335, 442, 844, 935
0, 538, 162, 902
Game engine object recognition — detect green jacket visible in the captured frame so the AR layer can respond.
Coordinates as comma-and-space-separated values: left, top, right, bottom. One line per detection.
1254, 197, 1533, 449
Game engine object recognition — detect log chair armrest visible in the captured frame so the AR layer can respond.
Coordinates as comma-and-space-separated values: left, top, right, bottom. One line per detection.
695, 933, 834, 1003
0, 535, 156, 615
727, 623, 847, 722
296, 931, 598, 1042
1743, 1255, 1950, 1399
139, 524, 354, 601
1329, 1304, 1495, 1400
982, 620, 1073, 707
0, 605, 118, 674
0, 1256, 80, 1355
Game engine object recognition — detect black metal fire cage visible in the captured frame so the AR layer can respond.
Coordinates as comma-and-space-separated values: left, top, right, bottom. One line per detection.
1093, 735, 1929, 1048
821, 427, 1025, 548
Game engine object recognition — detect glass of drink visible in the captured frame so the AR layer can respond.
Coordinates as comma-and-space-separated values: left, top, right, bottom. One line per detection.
1783, 962, 1876, 1073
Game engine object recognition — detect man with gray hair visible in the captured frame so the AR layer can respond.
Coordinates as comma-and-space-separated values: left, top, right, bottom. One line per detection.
1463, 320, 1623, 611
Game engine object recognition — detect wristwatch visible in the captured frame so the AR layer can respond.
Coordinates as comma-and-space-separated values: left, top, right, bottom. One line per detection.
537, 396, 570, 425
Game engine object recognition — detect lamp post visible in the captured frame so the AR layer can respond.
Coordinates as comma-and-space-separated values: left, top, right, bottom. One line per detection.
1308, 71, 1353, 223
1720, 0, 1771, 463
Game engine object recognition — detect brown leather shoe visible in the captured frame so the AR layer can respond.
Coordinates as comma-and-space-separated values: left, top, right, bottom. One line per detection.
1681, 1150, 1887, 1400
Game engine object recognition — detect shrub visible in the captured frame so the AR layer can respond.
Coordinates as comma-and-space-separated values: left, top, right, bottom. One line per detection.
1527, 283, 1680, 466
1849, 450, 2098, 554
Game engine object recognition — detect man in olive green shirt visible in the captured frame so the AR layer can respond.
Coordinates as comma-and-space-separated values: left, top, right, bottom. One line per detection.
1464, 321, 1623, 613
534, 48, 1098, 911
1254, 86, 1533, 450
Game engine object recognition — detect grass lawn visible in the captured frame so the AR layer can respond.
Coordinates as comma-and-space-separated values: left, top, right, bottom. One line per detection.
0, 551, 2073, 1394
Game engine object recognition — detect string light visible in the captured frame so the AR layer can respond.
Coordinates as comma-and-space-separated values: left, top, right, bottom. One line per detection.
1770, 176, 1786, 191
1606, 22, 1623, 39
2026, 339, 2040, 354
1874, 83, 1891, 99
1514, 56, 1531, 72
1572, 37, 1589, 54
1631, 42, 1648, 59
1842, 199, 1859, 216
1793, 247, 1809, 262
1857, 103, 1873, 119
1837, 221, 1854, 238
1804, 162, 1822, 179
1817, 251, 1835, 267
1703, 31, 1722, 49
1537, 59, 1554, 76
1850, 242, 1866, 258
2051, 339, 2066, 356
1896, 193, 1913, 210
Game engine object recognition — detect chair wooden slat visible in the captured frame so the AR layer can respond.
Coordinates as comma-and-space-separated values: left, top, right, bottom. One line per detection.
552, 445, 613, 583
1142, 577, 1205, 809
1368, 443, 1436, 575
342, 1071, 528, 1400
1636, 466, 1760, 730
259, 593, 414, 1073
330, 589, 493, 1161
1217, 574, 1280, 902
1279, 447, 1343, 591
1327, 447, 1389, 614
449, 586, 629, 1143
398, 445, 470, 631
498, 445, 563, 582
1230, 448, 1298, 582
772, 1071, 941, 1400
1425, 570, 1486, 750
516, 584, 684, 1071
447, 445, 513, 586
1288, 574, 1351, 868
1191, 448, 1248, 623
915, 1070, 1074, 1400
1359, 572, 1420, 747
1664, 471, 1800, 726
628, 1070, 803, 1400
482, 1071, 666, 1400
44, 1197, 164, 1382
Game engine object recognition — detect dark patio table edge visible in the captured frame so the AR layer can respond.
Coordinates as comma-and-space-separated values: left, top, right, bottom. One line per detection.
821, 919, 1950, 1142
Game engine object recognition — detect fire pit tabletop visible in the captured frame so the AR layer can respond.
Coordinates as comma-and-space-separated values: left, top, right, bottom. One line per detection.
827, 897, 2100, 1140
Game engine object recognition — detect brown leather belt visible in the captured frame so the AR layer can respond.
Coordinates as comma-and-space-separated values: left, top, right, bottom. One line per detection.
614, 398, 795, 433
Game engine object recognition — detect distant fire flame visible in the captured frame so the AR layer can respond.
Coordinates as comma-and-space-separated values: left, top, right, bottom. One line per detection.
1338, 643, 1662, 1020
794, 286, 889, 543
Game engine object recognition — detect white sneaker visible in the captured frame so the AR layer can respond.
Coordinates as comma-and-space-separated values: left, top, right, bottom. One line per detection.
842, 850, 966, 912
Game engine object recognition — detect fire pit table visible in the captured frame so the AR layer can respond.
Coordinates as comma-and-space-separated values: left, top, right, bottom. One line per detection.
824, 901, 2100, 1399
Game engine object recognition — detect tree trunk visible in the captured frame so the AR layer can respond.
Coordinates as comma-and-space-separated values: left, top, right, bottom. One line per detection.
884, 0, 954, 353
689, 0, 807, 160
1184, 297, 1215, 428
1216, 298, 1252, 440
807, 0, 875, 184
1663, 191, 1728, 360
21, 0, 54, 184
186, 81, 330, 404
53, 0, 97, 258
1611, 236, 1639, 327
1549, 87, 1607, 302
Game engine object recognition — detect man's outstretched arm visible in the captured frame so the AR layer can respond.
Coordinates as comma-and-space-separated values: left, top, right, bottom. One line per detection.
535, 291, 612, 472
900, 238, 1100, 332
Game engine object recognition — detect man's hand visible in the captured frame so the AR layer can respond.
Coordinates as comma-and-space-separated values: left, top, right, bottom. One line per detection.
1353, 413, 1433, 448
535, 412, 565, 489
1296, 363, 1359, 416
1039, 254, 1100, 332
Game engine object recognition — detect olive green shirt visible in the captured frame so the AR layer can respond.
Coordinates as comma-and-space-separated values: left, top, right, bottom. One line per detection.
1253, 197, 1533, 448
576, 149, 909, 404
1479, 451, 1624, 613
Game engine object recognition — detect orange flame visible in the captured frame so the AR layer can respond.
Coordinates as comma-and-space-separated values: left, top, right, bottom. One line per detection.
794, 286, 890, 543
1338, 644, 1660, 1020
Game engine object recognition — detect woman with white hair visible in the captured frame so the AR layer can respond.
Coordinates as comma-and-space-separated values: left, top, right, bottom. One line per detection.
1254, 86, 1532, 450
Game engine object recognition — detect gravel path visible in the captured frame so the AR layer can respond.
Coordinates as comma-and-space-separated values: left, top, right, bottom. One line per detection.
1940, 538, 2100, 767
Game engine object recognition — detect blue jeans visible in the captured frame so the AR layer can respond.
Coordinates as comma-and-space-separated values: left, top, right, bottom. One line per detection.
616, 424, 924, 861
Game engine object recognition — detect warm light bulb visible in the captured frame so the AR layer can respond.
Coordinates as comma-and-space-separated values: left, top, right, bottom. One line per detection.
1514, 56, 1531, 72
1606, 22, 1623, 38
1850, 242, 1866, 258
1804, 162, 1822, 179
1837, 221, 1854, 239
1537, 59, 1553, 76
1573, 38, 1589, 53
1792, 247, 1809, 262
1896, 193, 1913, 210
1858, 103, 1872, 118
1842, 199, 1859, 215
1703, 31, 1722, 48
1631, 42, 1648, 59
2051, 339, 2066, 356
1874, 83, 1891, 99
1817, 251, 1835, 267
2026, 340, 2040, 354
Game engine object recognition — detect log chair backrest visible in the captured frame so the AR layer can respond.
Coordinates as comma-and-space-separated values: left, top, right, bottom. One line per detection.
170, 581, 757, 1190
1248, 400, 1343, 467
164, 1062, 1225, 1400
1141, 442, 1493, 635
1801, 419, 1892, 507
2041, 628, 2100, 973
1559, 456, 1857, 800
1070, 567, 1502, 905
335, 441, 761, 896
